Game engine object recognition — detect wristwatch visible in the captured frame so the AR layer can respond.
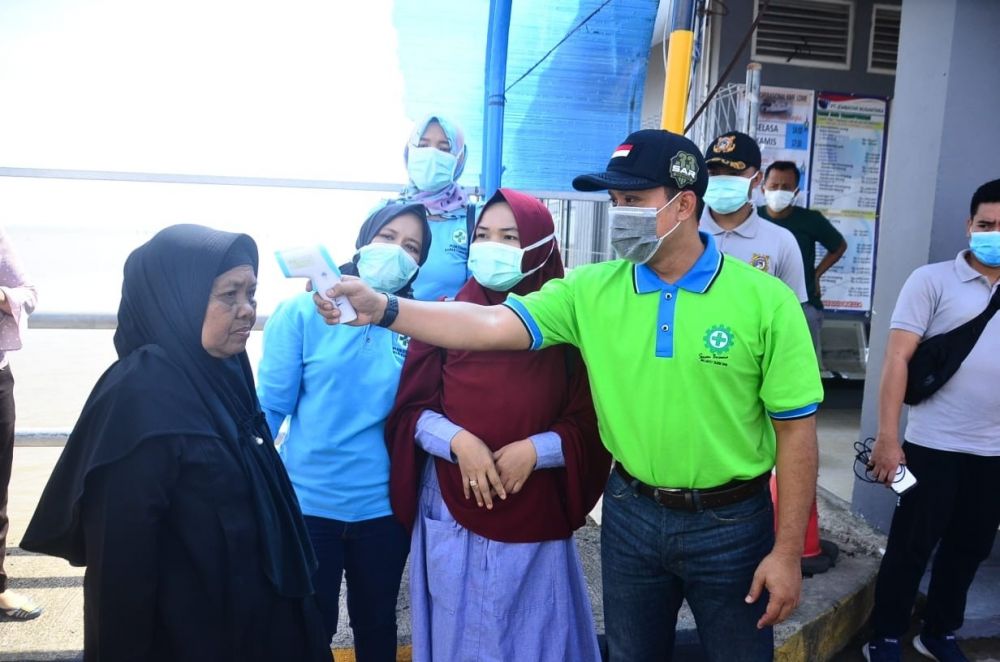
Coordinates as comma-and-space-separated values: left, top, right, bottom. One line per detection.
377, 293, 399, 328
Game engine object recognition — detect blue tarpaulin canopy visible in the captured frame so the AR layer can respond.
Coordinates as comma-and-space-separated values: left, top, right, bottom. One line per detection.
393, 0, 659, 193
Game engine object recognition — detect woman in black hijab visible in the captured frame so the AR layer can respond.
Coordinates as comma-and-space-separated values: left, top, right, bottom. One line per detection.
21, 224, 329, 662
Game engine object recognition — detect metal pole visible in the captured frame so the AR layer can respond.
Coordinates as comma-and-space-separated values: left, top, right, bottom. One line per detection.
660, 0, 698, 133
744, 62, 762, 138
481, 0, 513, 198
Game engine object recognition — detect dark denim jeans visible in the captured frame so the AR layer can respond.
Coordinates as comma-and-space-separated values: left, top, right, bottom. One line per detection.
601, 468, 775, 662
304, 514, 409, 662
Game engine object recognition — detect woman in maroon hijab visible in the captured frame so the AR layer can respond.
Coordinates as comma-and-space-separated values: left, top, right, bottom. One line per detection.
386, 188, 611, 661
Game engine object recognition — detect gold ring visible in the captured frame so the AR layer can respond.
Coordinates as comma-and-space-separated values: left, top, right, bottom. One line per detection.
469, 479, 479, 487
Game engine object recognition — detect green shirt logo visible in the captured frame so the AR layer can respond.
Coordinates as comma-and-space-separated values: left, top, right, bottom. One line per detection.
670, 151, 698, 189
703, 325, 734, 354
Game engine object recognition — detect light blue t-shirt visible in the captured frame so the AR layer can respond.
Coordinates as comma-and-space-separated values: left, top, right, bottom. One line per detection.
411, 215, 470, 301
257, 292, 412, 522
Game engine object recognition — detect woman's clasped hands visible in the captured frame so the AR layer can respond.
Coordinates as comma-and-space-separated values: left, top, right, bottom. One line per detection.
449, 431, 538, 509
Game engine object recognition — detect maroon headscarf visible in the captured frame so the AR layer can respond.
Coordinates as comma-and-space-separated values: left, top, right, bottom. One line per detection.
386, 189, 611, 543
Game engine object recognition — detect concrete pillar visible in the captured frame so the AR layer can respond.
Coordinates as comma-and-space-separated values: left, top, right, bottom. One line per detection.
853, 0, 1000, 529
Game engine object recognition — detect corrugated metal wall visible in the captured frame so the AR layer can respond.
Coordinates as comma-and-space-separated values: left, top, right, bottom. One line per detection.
393, 0, 659, 193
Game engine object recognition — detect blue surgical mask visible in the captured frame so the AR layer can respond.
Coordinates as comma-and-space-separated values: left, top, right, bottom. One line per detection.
407, 146, 458, 192
468, 233, 555, 291
704, 175, 752, 214
608, 192, 683, 264
970, 231, 1000, 267
357, 243, 419, 293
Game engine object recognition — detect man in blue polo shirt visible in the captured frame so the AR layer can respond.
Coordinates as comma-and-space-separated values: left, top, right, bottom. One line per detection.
314, 130, 822, 661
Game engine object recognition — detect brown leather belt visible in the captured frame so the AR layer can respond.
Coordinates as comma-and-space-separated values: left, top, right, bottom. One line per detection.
614, 464, 771, 512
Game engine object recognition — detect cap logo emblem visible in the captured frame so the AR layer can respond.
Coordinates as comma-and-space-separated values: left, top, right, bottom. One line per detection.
669, 151, 698, 189
713, 135, 736, 153
611, 144, 633, 159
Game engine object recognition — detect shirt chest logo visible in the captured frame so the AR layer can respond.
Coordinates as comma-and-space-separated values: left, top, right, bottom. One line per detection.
391, 333, 410, 365
445, 228, 469, 260
750, 253, 771, 271
700, 324, 734, 366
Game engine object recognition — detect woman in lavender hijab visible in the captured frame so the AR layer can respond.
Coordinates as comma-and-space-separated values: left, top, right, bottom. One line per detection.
0, 228, 39, 620
399, 114, 474, 301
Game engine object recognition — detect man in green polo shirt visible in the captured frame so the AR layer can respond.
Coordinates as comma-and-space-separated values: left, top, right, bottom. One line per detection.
314, 130, 822, 661
758, 160, 847, 366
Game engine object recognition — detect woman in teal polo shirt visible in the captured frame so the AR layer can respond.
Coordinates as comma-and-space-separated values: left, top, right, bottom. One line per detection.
399, 114, 474, 301
256, 202, 430, 661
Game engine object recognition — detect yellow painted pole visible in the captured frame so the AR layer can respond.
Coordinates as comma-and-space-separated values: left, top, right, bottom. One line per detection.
660, 29, 694, 133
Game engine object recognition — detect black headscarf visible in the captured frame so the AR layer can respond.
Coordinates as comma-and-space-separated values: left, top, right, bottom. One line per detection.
339, 202, 431, 299
22, 224, 317, 598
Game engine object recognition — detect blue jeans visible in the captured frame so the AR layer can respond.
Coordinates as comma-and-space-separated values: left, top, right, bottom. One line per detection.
601, 469, 775, 661
304, 514, 409, 662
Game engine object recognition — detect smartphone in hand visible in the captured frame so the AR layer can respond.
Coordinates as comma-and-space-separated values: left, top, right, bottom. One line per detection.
890, 464, 917, 495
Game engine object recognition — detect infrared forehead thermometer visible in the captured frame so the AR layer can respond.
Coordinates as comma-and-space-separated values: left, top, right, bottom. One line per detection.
275, 245, 357, 324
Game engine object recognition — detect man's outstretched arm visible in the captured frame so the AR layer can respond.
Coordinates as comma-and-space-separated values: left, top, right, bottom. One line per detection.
314, 277, 532, 351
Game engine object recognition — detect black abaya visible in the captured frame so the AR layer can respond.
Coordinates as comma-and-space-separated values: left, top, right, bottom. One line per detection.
21, 226, 330, 661
81, 434, 328, 661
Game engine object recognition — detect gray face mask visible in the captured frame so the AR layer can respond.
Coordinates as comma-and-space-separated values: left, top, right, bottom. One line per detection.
608, 191, 683, 264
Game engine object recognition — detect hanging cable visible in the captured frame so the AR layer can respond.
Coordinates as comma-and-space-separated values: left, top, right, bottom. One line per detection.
684, 0, 771, 134
853, 437, 911, 490
505, 0, 614, 95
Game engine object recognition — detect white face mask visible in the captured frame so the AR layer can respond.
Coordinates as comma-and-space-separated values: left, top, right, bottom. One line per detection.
764, 189, 797, 212
356, 243, 419, 293
407, 146, 458, 192
607, 191, 683, 264
468, 233, 555, 291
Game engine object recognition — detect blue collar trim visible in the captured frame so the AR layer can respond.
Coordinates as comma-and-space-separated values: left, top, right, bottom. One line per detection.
633, 232, 723, 294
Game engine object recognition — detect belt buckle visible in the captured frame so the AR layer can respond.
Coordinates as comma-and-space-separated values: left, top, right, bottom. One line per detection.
654, 487, 683, 507
656, 487, 701, 511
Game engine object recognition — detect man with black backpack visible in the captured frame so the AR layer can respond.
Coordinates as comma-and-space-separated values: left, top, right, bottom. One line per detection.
864, 178, 1000, 662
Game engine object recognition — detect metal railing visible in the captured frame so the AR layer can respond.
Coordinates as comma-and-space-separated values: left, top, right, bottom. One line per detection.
27, 312, 271, 331
9, 167, 614, 444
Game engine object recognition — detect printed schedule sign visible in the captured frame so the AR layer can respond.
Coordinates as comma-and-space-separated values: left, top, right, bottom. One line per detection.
809, 92, 887, 313
754, 86, 815, 202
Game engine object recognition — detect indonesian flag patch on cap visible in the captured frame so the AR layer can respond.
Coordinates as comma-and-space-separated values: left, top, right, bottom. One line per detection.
611, 144, 633, 159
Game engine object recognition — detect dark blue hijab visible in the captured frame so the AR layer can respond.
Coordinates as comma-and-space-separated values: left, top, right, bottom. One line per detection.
340, 201, 431, 298
23, 224, 317, 598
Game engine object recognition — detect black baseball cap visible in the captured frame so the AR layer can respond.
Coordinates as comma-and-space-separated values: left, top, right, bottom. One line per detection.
572, 129, 708, 197
704, 131, 762, 171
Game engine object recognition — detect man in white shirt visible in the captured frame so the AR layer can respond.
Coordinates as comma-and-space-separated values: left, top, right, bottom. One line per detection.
699, 131, 808, 303
863, 178, 1000, 662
